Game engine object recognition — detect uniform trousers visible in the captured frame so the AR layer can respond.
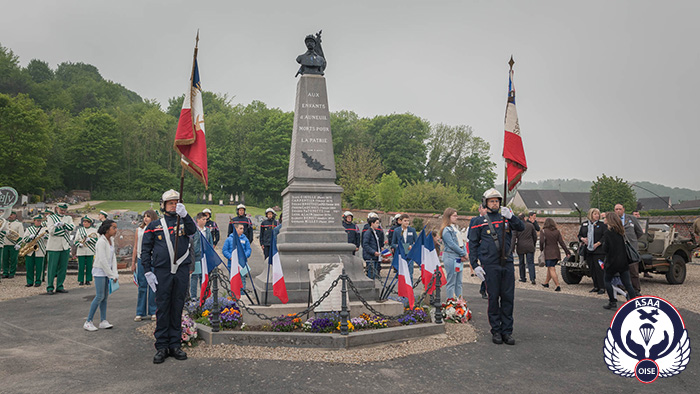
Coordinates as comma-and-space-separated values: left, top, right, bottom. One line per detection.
78, 255, 94, 283
46, 249, 70, 292
25, 253, 44, 285
2, 245, 18, 277
483, 263, 515, 336
154, 265, 189, 350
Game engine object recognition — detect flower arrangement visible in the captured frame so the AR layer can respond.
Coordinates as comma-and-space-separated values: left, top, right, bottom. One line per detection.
442, 298, 471, 323
218, 307, 242, 329
398, 307, 429, 325
271, 314, 303, 332
358, 313, 389, 329
181, 314, 198, 346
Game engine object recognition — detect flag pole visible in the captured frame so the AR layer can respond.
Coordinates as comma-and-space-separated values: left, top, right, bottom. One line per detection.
501, 56, 515, 264
173, 30, 200, 266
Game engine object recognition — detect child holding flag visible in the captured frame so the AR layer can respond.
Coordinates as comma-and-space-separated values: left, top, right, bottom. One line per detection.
223, 224, 251, 289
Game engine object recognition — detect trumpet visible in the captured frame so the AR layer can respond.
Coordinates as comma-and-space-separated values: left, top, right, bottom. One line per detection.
19, 229, 48, 257
81, 233, 98, 245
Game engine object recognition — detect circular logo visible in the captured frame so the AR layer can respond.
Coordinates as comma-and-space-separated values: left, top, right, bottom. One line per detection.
604, 296, 690, 382
0, 186, 18, 208
635, 359, 659, 384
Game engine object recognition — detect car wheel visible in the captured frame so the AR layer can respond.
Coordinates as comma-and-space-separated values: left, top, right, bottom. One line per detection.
561, 265, 583, 285
665, 254, 686, 285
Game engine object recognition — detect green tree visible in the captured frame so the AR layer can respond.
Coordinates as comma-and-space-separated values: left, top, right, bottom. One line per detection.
590, 174, 636, 213
375, 171, 403, 212
425, 123, 496, 199
25, 59, 54, 83
0, 43, 29, 95
369, 113, 429, 182
400, 181, 475, 212
0, 94, 51, 193
337, 144, 384, 208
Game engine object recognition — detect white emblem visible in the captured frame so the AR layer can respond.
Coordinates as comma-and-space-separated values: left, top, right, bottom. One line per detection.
604, 296, 690, 383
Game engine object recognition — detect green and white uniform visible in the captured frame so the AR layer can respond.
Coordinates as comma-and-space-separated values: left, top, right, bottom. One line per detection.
45, 213, 75, 292
1, 219, 24, 277
21, 224, 48, 285
73, 226, 97, 283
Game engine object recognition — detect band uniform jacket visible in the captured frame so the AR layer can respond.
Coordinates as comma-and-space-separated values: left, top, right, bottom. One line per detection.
46, 214, 75, 251
74, 226, 98, 256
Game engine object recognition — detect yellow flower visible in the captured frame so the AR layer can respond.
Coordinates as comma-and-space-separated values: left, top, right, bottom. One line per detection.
202, 310, 210, 317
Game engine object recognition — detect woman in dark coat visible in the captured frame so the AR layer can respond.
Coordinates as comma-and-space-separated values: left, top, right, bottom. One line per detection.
601, 212, 635, 310
540, 218, 570, 292
578, 208, 607, 294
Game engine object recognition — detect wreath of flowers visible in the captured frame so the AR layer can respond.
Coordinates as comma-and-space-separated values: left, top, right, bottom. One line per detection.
442, 298, 471, 323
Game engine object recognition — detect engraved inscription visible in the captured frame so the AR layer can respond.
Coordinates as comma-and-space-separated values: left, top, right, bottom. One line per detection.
289, 195, 339, 225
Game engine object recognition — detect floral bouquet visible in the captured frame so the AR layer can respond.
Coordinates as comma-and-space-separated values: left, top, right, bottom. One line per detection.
442, 298, 471, 323
181, 314, 198, 346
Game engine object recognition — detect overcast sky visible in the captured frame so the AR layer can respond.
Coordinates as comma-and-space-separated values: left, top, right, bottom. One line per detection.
2, 1, 698, 189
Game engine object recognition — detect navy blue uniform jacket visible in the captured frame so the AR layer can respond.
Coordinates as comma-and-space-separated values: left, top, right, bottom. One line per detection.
362, 223, 384, 246
228, 215, 253, 243
468, 212, 524, 268
141, 213, 197, 272
259, 219, 279, 246
391, 226, 418, 255
343, 221, 361, 248
362, 228, 382, 261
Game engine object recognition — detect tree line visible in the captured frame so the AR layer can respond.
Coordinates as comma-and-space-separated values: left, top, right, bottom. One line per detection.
0, 43, 496, 210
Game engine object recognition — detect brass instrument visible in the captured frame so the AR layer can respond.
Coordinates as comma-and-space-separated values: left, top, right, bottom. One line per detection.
19, 229, 48, 257
0, 218, 20, 243
81, 232, 98, 245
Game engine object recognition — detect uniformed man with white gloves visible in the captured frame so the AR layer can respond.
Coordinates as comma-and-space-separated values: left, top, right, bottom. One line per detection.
140, 189, 196, 364
468, 189, 524, 346
45, 203, 75, 293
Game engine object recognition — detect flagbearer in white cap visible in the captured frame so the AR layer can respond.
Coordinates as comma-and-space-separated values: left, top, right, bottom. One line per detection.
140, 189, 196, 364
73, 216, 98, 285
20, 215, 48, 287
45, 203, 75, 294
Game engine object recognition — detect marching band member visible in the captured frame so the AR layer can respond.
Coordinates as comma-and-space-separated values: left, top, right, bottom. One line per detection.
2, 212, 24, 278
45, 203, 75, 294
20, 215, 48, 287
73, 216, 98, 286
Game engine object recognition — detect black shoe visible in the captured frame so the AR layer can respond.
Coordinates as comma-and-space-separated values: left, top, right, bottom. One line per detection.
531, 280, 536, 285
589, 288, 599, 293
519, 279, 527, 283
492, 332, 503, 345
43, 291, 55, 295
8, 275, 14, 278
542, 283, 549, 288
55, 289, 68, 293
597, 289, 605, 295
169, 348, 187, 360
86, 281, 91, 285
603, 302, 617, 310
34, 283, 41, 287
1, 275, 8, 278
502, 334, 515, 345
555, 286, 561, 292
153, 349, 169, 364
79, 282, 84, 286
25, 283, 33, 287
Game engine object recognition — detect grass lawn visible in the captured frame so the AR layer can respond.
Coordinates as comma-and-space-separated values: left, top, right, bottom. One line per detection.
90, 201, 267, 219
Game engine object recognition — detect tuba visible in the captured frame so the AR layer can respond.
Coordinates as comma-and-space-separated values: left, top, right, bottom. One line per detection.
0, 218, 20, 243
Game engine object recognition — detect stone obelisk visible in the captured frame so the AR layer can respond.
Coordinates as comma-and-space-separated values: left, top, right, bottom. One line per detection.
253, 74, 376, 303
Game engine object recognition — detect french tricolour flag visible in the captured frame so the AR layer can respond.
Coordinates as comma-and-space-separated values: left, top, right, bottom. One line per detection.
269, 230, 288, 304
229, 234, 247, 300
380, 248, 392, 259
396, 242, 415, 309
421, 229, 446, 294
199, 232, 223, 306
174, 35, 208, 187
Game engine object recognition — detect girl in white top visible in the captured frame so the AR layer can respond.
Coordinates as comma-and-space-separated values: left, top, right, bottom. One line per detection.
84, 220, 119, 332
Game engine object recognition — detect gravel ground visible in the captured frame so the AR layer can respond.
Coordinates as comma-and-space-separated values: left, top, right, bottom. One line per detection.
463, 255, 700, 313
0, 271, 133, 302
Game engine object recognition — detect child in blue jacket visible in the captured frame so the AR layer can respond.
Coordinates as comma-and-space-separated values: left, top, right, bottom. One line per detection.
222, 224, 252, 289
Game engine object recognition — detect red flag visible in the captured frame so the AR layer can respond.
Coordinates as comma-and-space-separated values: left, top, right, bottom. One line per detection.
174, 37, 208, 187
503, 63, 527, 191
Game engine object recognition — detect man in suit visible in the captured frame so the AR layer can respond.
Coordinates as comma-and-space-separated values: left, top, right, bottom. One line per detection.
614, 204, 644, 296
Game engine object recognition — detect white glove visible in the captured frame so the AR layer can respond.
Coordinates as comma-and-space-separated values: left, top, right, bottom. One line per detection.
55, 222, 64, 229
474, 266, 486, 281
145, 271, 158, 292
176, 203, 188, 218
500, 207, 513, 219
28, 234, 36, 240
14, 244, 21, 251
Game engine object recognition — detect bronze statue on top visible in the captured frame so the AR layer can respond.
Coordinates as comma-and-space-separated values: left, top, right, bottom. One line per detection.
296, 30, 326, 77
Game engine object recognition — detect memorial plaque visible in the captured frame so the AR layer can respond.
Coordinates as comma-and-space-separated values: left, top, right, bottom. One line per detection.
308, 262, 346, 312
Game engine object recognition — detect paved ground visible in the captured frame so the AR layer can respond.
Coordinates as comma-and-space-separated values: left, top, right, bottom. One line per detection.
1, 279, 698, 393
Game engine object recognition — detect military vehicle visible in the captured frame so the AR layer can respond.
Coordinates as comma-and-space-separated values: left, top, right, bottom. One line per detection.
560, 218, 696, 285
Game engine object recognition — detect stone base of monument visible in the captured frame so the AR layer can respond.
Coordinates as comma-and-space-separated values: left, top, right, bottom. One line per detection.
237, 300, 404, 326
196, 322, 445, 349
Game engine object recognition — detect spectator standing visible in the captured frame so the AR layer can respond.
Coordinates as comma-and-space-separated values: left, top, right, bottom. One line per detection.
440, 208, 467, 299
132, 210, 159, 322
223, 224, 252, 290
539, 218, 570, 292
614, 204, 643, 296
362, 212, 385, 247
511, 213, 537, 284
83, 220, 119, 332
601, 212, 636, 309
578, 208, 607, 295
